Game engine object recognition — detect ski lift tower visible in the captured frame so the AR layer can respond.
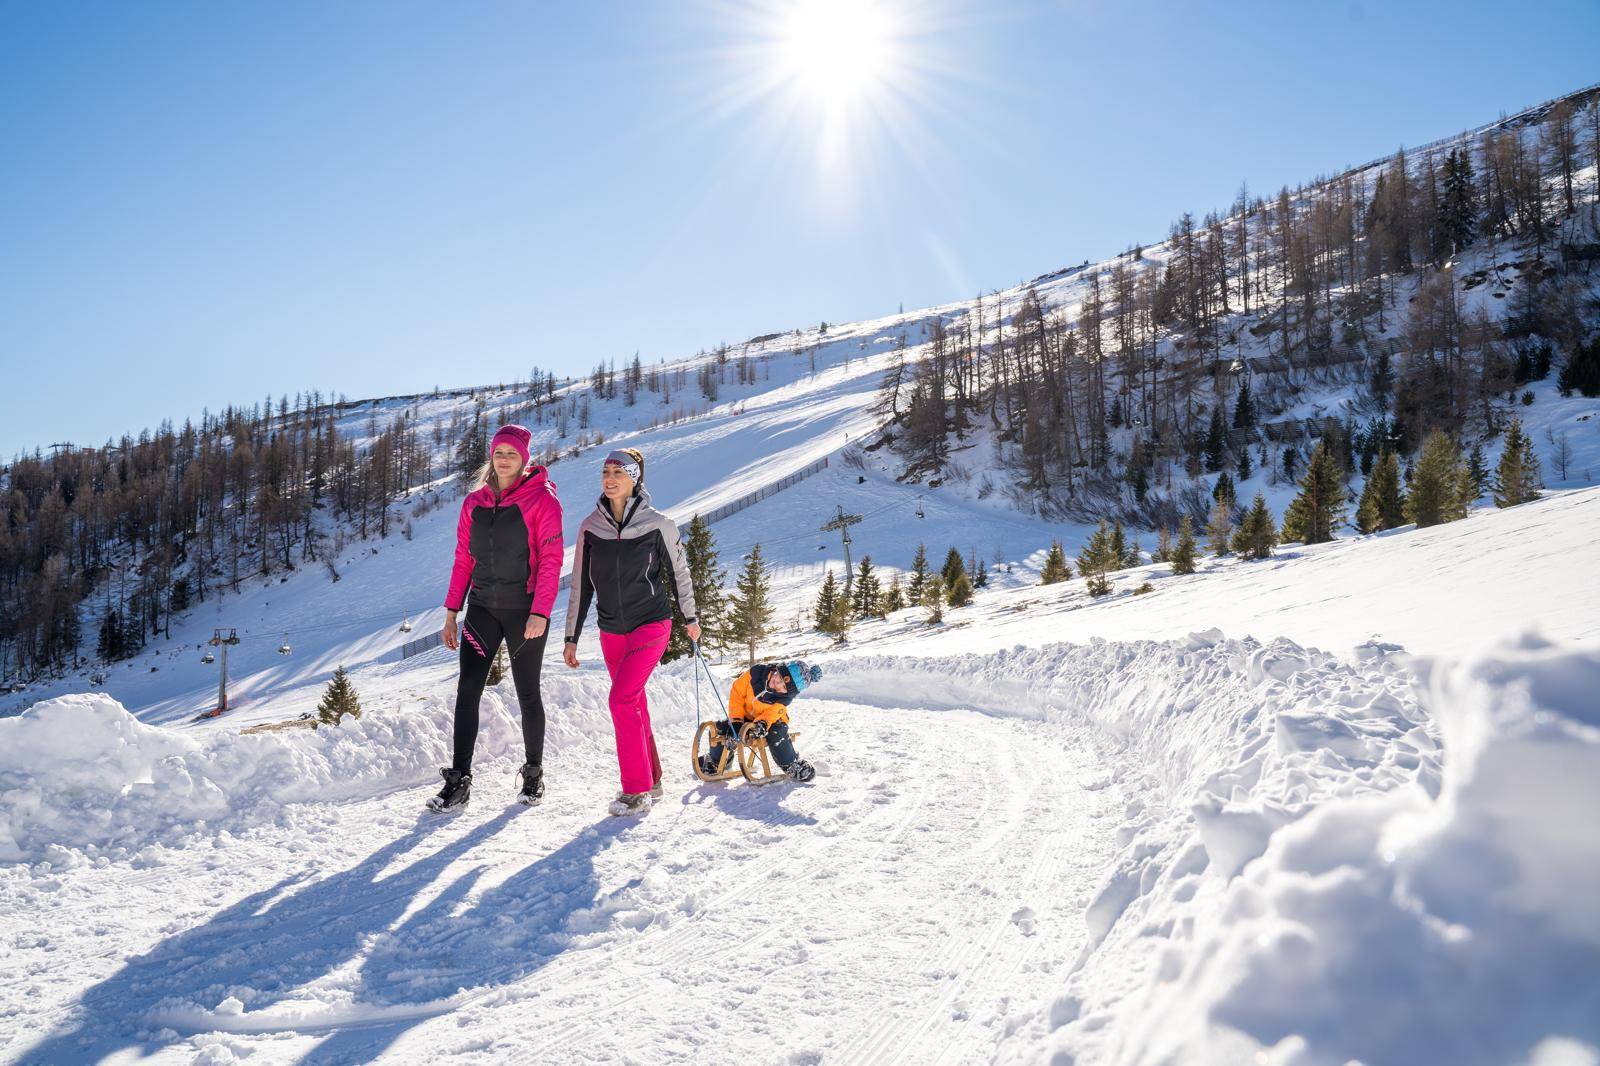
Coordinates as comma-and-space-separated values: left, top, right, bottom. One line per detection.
820, 505, 864, 596
209, 628, 240, 713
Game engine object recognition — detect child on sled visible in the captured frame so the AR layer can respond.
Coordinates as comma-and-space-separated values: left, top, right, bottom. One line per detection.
699, 659, 823, 782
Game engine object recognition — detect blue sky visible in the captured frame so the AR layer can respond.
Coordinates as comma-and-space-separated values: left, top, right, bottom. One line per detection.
2, 0, 1597, 457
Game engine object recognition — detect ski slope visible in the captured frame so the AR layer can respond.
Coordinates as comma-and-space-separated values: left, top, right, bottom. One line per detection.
4, 484, 1599, 1064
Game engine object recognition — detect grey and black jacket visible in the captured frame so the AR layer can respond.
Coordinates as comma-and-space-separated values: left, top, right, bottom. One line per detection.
563, 485, 698, 642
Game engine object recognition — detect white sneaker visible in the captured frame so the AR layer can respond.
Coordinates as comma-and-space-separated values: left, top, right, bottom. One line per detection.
609, 791, 653, 817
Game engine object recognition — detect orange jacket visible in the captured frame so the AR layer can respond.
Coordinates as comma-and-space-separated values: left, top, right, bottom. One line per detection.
728, 666, 795, 727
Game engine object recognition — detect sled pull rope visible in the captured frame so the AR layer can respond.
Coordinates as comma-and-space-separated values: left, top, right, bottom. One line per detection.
690, 642, 731, 731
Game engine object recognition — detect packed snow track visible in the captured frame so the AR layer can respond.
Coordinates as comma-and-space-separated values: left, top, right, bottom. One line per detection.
8, 698, 1118, 1065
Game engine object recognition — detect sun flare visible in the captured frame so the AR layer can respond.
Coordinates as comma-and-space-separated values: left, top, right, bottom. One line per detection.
776, 0, 897, 110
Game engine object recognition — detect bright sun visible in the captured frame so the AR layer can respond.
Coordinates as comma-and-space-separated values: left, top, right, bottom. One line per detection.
776, 0, 897, 110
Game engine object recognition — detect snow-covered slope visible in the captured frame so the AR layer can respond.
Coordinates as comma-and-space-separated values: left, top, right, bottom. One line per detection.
4, 483, 1598, 1065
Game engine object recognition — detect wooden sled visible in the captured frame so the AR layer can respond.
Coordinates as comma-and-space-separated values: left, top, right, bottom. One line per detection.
690, 720, 801, 786
691, 720, 743, 783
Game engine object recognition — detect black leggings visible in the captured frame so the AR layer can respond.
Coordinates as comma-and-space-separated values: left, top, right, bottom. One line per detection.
453, 602, 548, 773
708, 719, 799, 770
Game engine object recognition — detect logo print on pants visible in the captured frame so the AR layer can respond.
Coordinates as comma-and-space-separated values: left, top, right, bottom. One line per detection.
462, 622, 488, 658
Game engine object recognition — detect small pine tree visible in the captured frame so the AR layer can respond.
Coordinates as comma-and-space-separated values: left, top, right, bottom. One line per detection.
455, 411, 486, 484
907, 544, 930, 604
1206, 498, 1233, 557
1356, 451, 1407, 534
1077, 521, 1117, 597
946, 569, 973, 607
1407, 431, 1472, 527
1237, 443, 1253, 482
922, 575, 945, 623
1212, 471, 1237, 511
1280, 439, 1347, 545
882, 575, 906, 613
1204, 406, 1227, 472
941, 547, 967, 590
814, 569, 853, 642
317, 666, 362, 726
1170, 515, 1199, 575
1231, 493, 1278, 560
486, 646, 508, 686
1233, 375, 1256, 429
1040, 541, 1072, 584
1466, 444, 1490, 500
1493, 417, 1543, 508
1154, 526, 1172, 563
664, 514, 728, 663
969, 549, 988, 589
1109, 523, 1128, 570
1557, 334, 1600, 397
1121, 530, 1142, 569
851, 556, 883, 619
727, 544, 775, 666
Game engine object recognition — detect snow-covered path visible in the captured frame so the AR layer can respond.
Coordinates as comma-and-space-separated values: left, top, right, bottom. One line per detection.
9, 700, 1117, 1065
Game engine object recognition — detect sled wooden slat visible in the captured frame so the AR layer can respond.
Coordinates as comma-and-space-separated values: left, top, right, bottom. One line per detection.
736, 721, 789, 786
691, 721, 743, 783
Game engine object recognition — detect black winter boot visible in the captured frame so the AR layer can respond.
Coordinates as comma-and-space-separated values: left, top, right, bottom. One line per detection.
427, 768, 472, 812
785, 759, 815, 783
516, 762, 545, 806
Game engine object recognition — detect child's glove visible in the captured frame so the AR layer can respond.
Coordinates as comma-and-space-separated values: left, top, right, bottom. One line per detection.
744, 721, 769, 740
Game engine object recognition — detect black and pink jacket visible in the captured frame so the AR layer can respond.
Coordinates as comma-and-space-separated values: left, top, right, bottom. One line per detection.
444, 466, 564, 619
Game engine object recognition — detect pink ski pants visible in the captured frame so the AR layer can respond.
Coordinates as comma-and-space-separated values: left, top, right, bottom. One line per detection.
598, 618, 670, 794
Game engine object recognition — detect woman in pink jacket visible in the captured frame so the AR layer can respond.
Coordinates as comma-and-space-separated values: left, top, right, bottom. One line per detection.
428, 424, 563, 813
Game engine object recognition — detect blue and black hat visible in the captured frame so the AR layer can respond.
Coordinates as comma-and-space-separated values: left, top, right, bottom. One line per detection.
785, 660, 823, 692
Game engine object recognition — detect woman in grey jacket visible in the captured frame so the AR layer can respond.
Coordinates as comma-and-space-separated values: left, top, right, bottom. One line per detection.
563, 448, 700, 816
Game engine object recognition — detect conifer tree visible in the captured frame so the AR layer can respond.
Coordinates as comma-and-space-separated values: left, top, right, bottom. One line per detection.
1040, 541, 1071, 585
1407, 431, 1472, 527
813, 569, 853, 641
968, 549, 988, 589
1238, 444, 1253, 482
455, 410, 486, 484
1232, 376, 1256, 429
663, 514, 728, 663
727, 544, 775, 666
946, 568, 973, 608
1280, 439, 1346, 544
1493, 418, 1543, 508
1120, 527, 1142, 568
922, 575, 945, 623
850, 556, 882, 619
1170, 516, 1199, 575
1204, 406, 1228, 472
1109, 523, 1129, 570
1466, 444, 1490, 500
1212, 471, 1237, 511
317, 666, 361, 726
941, 547, 967, 590
907, 544, 930, 604
1206, 498, 1233, 557
1154, 526, 1172, 563
1356, 451, 1407, 533
1077, 521, 1117, 597
1231, 493, 1278, 560
882, 575, 906, 613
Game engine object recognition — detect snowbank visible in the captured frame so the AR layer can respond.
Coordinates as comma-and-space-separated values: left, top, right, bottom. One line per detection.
0, 670, 697, 864
827, 631, 1600, 1065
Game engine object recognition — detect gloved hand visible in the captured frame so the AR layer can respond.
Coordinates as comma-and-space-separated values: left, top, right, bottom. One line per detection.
743, 721, 769, 741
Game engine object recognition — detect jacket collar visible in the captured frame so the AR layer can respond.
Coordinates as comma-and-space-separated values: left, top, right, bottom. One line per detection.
479, 465, 548, 506
595, 484, 651, 532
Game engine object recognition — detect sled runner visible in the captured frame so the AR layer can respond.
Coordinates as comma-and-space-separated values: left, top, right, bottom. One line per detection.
686, 646, 798, 786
